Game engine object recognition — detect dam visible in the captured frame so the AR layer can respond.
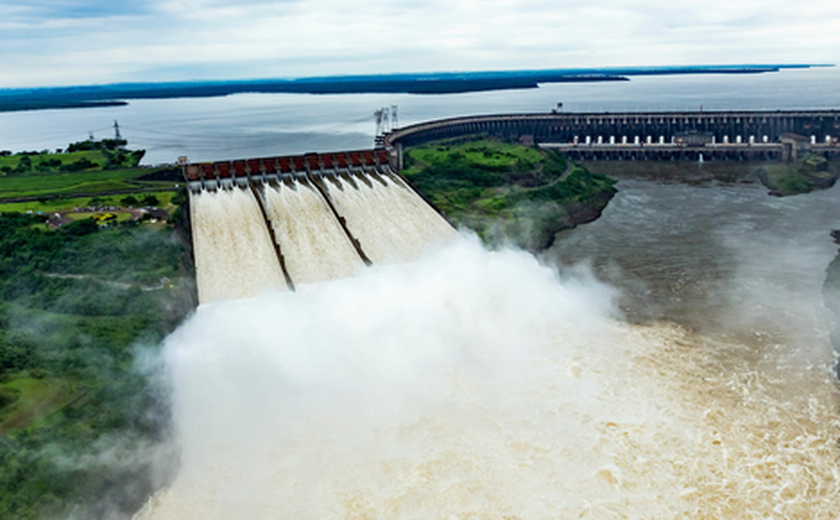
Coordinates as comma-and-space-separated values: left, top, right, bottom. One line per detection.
185, 149, 456, 303
186, 109, 840, 304
383, 110, 840, 164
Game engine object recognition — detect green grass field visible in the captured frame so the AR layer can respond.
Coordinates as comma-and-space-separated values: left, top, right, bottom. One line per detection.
0, 168, 178, 200
406, 140, 544, 174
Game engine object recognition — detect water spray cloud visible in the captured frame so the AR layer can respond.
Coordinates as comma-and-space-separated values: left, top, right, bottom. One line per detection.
138, 234, 840, 519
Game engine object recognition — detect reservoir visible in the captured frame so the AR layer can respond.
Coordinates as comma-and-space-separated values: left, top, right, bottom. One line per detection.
0, 67, 839, 165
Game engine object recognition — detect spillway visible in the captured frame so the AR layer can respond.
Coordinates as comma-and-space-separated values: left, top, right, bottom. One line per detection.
190, 188, 288, 303
186, 151, 457, 304
262, 179, 364, 285
324, 172, 457, 264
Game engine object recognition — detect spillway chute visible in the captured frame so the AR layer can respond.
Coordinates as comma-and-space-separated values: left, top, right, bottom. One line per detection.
189, 185, 290, 304
185, 149, 455, 304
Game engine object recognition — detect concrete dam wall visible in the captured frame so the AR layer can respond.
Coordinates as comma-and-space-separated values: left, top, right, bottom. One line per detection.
186, 150, 456, 304
384, 110, 840, 162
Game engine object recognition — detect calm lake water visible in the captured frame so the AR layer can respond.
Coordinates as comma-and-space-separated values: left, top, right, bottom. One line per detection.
0, 66, 838, 165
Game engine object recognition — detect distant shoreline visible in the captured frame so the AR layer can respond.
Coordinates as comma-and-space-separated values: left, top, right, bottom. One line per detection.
0, 64, 826, 113
0, 100, 128, 113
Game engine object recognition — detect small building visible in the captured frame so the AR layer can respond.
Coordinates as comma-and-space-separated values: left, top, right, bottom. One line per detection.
780, 133, 810, 162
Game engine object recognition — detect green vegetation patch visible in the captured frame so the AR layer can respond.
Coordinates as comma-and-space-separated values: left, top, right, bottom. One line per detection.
0, 139, 145, 177
0, 378, 79, 433
0, 151, 107, 175
757, 154, 838, 196
0, 191, 177, 215
406, 140, 544, 173
403, 137, 617, 250
0, 206, 194, 518
0, 168, 177, 201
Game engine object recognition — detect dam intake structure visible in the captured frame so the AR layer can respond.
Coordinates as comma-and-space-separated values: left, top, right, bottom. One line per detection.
383, 110, 840, 164
186, 150, 456, 304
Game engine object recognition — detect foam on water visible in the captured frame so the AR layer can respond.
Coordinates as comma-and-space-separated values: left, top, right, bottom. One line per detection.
263, 180, 364, 285
326, 174, 457, 264
137, 237, 840, 519
190, 188, 287, 303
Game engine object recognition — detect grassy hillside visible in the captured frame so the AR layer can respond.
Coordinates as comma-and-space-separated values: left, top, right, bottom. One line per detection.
0, 203, 195, 518
403, 137, 617, 250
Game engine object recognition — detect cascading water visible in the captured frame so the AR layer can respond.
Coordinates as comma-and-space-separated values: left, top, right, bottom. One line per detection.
263, 179, 364, 285
137, 237, 840, 519
325, 173, 457, 264
189, 187, 287, 303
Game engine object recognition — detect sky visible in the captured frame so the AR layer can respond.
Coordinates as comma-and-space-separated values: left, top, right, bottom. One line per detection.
1, 0, 838, 89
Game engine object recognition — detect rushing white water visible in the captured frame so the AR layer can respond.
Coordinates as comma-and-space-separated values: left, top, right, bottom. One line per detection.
326, 173, 457, 264
138, 237, 840, 519
262, 180, 364, 285
190, 188, 287, 303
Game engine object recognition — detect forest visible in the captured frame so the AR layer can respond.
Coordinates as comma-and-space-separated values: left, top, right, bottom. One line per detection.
0, 198, 194, 519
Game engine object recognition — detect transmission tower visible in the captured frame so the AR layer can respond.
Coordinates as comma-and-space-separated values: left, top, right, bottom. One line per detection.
374, 108, 385, 136
113, 120, 122, 140
390, 105, 399, 129
383, 106, 391, 133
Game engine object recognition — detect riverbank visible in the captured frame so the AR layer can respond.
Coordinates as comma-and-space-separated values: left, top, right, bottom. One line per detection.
757, 154, 839, 196
825, 231, 840, 357
402, 138, 617, 251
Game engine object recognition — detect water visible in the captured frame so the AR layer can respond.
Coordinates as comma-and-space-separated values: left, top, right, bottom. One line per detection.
190, 188, 287, 303
325, 173, 457, 264
139, 232, 840, 518
546, 163, 840, 347
165, 161, 840, 518
190, 171, 456, 301
62, 68, 837, 517
263, 179, 364, 286
1, 67, 838, 165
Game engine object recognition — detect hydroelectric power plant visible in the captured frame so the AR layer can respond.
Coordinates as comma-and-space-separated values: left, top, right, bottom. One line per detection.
142, 109, 840, 518
185, 149, 455, 303
186, 109, 839, 303
384, 110, 840, 164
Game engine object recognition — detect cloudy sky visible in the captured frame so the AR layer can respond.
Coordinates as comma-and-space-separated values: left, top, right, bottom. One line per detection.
1, 0, 838, 88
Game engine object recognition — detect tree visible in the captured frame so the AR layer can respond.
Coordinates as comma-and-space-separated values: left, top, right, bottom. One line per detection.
15, 155, 32, 173
61, 218, 99, 236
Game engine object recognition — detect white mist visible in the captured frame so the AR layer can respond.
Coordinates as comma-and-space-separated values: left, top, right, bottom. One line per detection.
138, 236, 840, 519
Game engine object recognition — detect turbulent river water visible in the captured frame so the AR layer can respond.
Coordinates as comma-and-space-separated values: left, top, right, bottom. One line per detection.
136, 162, 840, 518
